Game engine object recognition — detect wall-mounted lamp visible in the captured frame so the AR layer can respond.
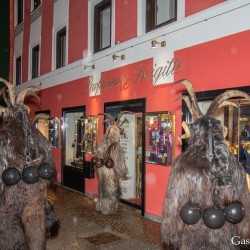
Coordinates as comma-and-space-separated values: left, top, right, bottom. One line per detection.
112, 54, 125, 61
151, 40, 166, 49
83, 64, 95, 70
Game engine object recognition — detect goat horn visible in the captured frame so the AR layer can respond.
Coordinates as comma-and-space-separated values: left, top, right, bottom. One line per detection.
218, 101, 239, 109
172, 79, 203, 118
98, 113, 115, 125
2, 88, 12, 106
117, 111, 134, 125
177, 121, 191, 145
206, 90, 250, 116
32, 113, 50, 124
177, 95, 199, 121
0, 77, 15, 105
16, 85, 41, 104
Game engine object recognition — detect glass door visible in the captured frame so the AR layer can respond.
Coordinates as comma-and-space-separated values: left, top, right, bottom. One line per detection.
104, 99, 146, 215
62, 106, 85, 193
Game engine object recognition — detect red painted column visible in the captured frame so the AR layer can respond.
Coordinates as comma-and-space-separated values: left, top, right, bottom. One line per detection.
21, 0, 31, 83
40, 1, 54, 75
185, 0, 225, 17
68, 0, 88, 62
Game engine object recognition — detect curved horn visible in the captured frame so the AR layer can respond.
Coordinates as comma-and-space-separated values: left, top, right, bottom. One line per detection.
117, 111, 134, 125
206, 90, 250, 116
172, 79, 203, 118
32, 113, 50, 124
0, 77, 15, 105
98, 113, 115, 125
16, 85, 41, 104
2, 88, 12, 106
219, 101, 239, 109
176, 95, 199, 121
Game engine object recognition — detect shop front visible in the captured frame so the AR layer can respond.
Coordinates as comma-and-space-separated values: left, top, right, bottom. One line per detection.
16, 0, 250, 221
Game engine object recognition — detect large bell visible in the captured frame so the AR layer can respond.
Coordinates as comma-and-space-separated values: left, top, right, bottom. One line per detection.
38, 163, 54, 180
2, 167, 21, 186
105, 158, 114, 169
225, 202, 244, 224
22, 166, 39, 184
179, 203, 202, 225
93, 157, 104, 168
203, 206, 225, 229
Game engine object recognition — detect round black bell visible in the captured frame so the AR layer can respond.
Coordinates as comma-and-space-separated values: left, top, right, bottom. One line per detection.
94, 157, 104, 168
203, 206, 225, 229
225, 202, 244, 224
38, 163, 54, 180
22, 166, 39, 184
2, 167, 21, 186
179, 203, 202, 225
105, 158, 114, 169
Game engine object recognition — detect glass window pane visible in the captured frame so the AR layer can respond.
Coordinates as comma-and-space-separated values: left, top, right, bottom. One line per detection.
155, 0, 175, 26
100, 6, 111, 49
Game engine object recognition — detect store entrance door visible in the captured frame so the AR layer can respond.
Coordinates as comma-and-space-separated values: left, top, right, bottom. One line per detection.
104, 98, 146, 216
62, 106, 85, 193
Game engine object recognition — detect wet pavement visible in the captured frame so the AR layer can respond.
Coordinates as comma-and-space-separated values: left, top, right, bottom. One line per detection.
47, 185, 162, 250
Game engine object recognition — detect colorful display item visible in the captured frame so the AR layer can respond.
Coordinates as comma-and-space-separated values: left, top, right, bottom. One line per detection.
145, 112, 174, 166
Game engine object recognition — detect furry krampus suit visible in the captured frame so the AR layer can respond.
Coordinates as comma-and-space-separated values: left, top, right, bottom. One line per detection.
94, 112, 128, 215
0, 78, 59, 250
161, 79, 250, 250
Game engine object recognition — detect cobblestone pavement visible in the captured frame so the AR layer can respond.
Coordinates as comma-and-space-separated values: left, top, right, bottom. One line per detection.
46, 185, 163, 250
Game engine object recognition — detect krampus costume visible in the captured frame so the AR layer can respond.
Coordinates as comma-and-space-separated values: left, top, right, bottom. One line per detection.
161, 79, 250, 250
93, 112, 128, 215
0, 78, 59, 250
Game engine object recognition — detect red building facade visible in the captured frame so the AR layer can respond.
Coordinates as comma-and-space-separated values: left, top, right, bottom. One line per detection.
13, 0, 250, 221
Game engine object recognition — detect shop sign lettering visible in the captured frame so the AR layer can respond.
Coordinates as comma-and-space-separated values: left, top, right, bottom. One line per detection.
83, 57, 184, 95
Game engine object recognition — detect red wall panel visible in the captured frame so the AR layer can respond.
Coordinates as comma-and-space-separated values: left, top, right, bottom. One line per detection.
68, 0, 88, 62
115, 0, 137, 43
22, 0, 31, 82
185, 0, 225, 17
174, 30, 250, 91
40, 0, 54, 75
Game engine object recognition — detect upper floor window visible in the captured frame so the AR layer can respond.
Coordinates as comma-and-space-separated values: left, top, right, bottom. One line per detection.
56, 27, 66, 69
16, 56, 22, 85
94, 0, 111, 53
17, 0, 24, 25
32, 45, 40, 79
146, 0, 177, 32
33, 0, 41, 10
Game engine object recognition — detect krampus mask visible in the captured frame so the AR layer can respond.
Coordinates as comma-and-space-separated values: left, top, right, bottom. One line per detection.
161, 79, 250, 250
0, 78, 59, 250
92, 112, 129, 215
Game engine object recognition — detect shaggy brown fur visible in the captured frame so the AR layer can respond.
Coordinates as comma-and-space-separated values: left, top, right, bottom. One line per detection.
0, 78, 59, 250
95, 113, 128, 215
161, 80, 250, 250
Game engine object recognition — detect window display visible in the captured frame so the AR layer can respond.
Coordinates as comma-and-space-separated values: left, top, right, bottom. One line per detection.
70, 116, 98, 169
145, 112, 174, 166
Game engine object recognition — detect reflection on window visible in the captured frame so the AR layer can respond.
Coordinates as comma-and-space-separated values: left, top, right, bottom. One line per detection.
32, 45, 39, 79
146, 0, 176, 32
17, 0, 24, 25
94, 0, 111, 53
16, 56, 22, 85
33, 0, 41, 10
56, 27, 66, 69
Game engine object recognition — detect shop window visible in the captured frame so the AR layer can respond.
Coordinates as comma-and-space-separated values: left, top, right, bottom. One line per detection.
17, 0, 24, 25
94, 0, 111, 53
182, 87, 250, 168
16, 56, 21, 85
56, 27, 67, 69
146, 0, 177, 32
32, 44, 39, 79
